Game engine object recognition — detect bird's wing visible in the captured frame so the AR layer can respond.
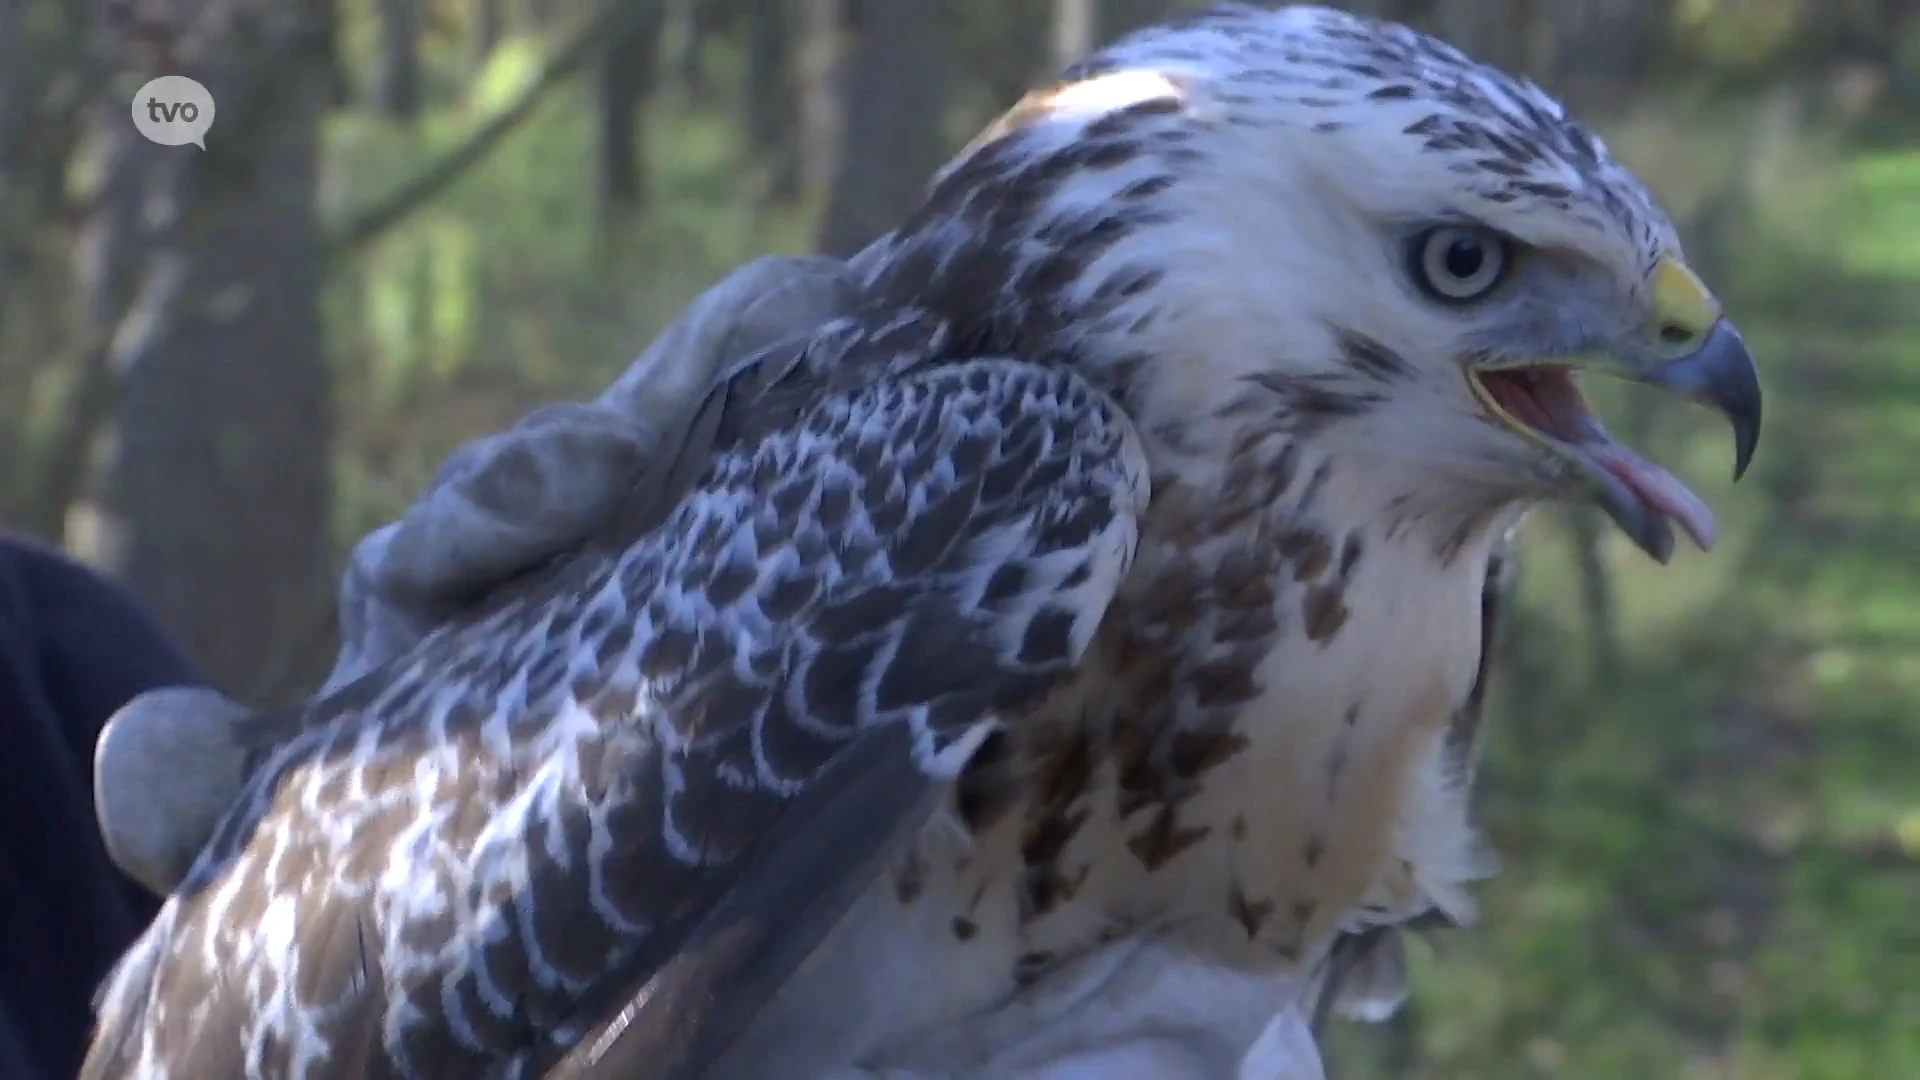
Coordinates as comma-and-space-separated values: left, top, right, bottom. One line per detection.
82, 323, 1149, 1080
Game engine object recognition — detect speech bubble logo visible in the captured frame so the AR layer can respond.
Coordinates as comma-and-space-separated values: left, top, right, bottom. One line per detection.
131, 75, 216, 150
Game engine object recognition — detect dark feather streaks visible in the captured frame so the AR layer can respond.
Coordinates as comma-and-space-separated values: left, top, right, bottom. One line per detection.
861, 85, 1189, 398
85, 325, 1145, 1079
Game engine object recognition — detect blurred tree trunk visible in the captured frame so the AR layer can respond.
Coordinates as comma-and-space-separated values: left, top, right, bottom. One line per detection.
1053, 0, 1096, 69
1101, 0, 1171, 42
1428, 0, 1532, 72
72, 0, 338, 705
1491, 545, 1562, 764
0, 0, 27, 499
375, 0, 421, 119
817, 0, 950, 256
0, 0, 18, 182
0, 0, 27, 340
1051, 0, 1178, 71
474, 0, 503, 68
1537, 0, 1666, 115
595, 1, 664, 219
966, 4, 1049, 109
1341, 0, 1435, 23
1565, 510, 1622, 684
675, 0, 723, 99
0, 0, 103, 532
745, 0, 802, 202
792, 0, 843, 199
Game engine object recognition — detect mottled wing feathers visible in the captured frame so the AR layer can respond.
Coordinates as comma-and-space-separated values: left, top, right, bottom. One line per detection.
542, 723, 934, 1080
84, 330, 1149, 1080
542, 357, 1153, 1079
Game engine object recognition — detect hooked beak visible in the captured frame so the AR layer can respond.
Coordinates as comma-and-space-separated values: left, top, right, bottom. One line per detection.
1639, 320, 1762, 483
1602, 254, 1763, 482
1467, 255, 1764, 564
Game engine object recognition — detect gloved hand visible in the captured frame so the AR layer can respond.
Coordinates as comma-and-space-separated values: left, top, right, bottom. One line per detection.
94, 254, 865, 897
322, 253, 861, 694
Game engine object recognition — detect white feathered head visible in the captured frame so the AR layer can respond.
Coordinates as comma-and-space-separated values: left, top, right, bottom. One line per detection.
862, 2, 1761, 563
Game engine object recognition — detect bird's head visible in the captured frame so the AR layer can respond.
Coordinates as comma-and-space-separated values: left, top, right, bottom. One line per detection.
875, 3, 1761, 564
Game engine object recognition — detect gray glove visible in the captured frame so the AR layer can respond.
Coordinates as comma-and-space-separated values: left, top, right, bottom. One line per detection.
94, 254, 865, 897
323, 253, 861, 693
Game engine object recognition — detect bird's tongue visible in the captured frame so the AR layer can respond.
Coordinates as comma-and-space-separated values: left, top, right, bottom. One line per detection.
1485, 368, 1720, 556
1583, 441, 1718, 552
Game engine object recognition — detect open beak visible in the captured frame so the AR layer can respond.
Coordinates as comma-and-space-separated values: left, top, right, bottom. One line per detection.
1467, 256, 1763, 564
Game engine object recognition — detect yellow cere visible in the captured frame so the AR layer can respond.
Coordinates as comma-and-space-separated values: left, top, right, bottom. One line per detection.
1650, 255, 1722, 340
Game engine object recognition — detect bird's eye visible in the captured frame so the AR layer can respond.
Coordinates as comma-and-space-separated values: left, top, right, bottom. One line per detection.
1412, 226, 1510, 303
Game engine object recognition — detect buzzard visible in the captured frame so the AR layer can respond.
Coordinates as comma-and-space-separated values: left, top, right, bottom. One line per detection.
85, 5, 1762, 1078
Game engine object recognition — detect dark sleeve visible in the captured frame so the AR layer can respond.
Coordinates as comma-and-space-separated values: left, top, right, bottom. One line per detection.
0, 535, 205, 1080
0, 998, 43, 1080
15, 538, 203, 763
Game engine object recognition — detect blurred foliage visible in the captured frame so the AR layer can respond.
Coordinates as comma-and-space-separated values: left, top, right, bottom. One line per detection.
321, 43, 815, 542
5, 0, 1919, 1075
1673, 0, 1805, 72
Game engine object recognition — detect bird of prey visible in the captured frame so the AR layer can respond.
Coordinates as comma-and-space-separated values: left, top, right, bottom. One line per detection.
84, 4, 1763, 1077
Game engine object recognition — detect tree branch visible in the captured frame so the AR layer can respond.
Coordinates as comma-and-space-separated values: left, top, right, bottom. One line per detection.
324, 0, 654, 263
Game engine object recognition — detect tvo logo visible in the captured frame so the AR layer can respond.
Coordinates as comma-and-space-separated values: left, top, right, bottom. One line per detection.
131, 75, 216, 149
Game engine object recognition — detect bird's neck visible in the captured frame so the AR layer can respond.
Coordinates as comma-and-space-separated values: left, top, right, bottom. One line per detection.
1133, 422, 1519, 578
